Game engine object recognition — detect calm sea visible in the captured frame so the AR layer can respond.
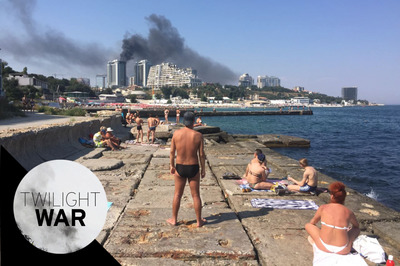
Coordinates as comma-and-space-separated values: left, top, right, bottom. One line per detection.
198, 105, 400, 212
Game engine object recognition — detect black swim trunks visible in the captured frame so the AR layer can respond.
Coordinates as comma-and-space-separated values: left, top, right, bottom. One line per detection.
175, 164, 200, 178
137, 125, 142, 130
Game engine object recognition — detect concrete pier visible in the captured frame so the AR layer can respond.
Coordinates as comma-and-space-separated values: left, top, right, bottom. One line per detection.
85, 108, 313, 117
85, 137, 400, 265
1, 114, 399, 265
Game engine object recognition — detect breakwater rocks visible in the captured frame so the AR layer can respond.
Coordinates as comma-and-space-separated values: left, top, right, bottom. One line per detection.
147, 124, 311, 148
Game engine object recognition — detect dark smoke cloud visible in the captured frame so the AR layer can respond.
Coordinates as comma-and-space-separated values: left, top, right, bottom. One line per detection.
1, 0, 111, 71
121, 14, 238, 84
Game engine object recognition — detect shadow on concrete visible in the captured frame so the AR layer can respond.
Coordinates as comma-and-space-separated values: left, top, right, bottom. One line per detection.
204, 208, 270, 225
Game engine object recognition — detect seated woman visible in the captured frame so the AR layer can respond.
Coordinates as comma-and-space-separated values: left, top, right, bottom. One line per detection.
305, 182, 360, 255
194, 116, 205, 127
245, 154, 273, 190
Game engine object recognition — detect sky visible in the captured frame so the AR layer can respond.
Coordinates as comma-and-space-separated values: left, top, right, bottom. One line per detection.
0, 0, 399, 104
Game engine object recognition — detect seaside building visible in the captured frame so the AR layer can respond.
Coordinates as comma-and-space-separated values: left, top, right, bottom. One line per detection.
257, 75, 281, 88
293, 86, 305, 92
291, 97, 311, 105
146, 62, 202, 89
341, 87, 358, 102
107, 59, 127, 88
238, 73, 253, 87
7, 73, 48, 89
134, 60, 152, 87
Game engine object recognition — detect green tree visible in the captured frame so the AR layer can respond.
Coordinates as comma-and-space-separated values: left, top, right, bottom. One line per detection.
126, 94, 137, 103
4, 78, 23, 101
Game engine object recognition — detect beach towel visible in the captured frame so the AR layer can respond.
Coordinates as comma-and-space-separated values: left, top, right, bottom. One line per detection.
238, 179, 286, 193
78, 137, 94, 148
352, 235, 385, 263
312, 243, 367, 266
251, 198, 319, 210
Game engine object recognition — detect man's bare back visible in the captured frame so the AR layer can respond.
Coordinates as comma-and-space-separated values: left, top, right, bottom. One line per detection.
171, 127, 205, 167
167, 112, 206, 227
135, 117, 143, 126
303, 166, 318, 187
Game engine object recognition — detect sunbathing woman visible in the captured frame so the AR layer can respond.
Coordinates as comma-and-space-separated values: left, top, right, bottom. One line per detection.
305, 181, 360, 255
245, 154, 273, 190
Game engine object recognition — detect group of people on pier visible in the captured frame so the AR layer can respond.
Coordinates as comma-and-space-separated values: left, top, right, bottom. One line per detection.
165, 114, 360, 261
101, 108, 361, 262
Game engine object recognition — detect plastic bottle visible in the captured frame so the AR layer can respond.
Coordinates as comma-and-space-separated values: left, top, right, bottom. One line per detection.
387, 255, 395, 266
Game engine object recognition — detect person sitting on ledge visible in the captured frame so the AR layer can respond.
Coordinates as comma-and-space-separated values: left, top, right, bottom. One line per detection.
305, 181, 360, 255
93, 126, 118, 151
194, 116, 205, 127
287, 158, 318, 194
243, 149, 269, 178
245, 153, 273, 190
105, 127, 124, 150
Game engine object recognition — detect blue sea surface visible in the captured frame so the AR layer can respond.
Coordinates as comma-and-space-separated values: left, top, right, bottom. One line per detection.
200, 106, 400, 211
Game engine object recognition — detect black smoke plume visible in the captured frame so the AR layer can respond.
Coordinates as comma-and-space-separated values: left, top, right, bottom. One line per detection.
121, 14, 238, 84
1, 0, 111, 71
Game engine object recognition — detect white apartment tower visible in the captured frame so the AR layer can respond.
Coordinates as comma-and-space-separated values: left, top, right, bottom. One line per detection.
238, 73, 253, 87
257, 75, 281, 88
135, 60, 152, 87
146, 62, 202, 89
107, 59, 127, 88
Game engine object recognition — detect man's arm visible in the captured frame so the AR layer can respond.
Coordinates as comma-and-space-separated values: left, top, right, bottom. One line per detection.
199, 136, 206, 178
170, 136, 176, 174
288, 171, 308, 186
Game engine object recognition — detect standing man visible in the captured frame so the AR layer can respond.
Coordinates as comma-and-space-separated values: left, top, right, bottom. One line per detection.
287, 158, 318, 194
135, 113, 144, 143
167, 112, 206, 227
164, 108, 169, 124
147, 114, 158, 144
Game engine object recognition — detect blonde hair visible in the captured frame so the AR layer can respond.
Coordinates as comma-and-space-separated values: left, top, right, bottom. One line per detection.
299, 158, 308, 167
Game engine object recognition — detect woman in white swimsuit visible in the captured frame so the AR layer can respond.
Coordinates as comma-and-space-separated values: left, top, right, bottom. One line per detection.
305, 181, 360, 255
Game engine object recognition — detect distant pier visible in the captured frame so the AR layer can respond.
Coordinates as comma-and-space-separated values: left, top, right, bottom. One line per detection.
85, 107, 313, 117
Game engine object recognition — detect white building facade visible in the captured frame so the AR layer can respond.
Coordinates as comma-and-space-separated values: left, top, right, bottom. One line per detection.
107, 59, 127, 88
257, 75, 281, 88
238, 73, 253, 87
146, 62, 202, 89
135, 59, 152, 87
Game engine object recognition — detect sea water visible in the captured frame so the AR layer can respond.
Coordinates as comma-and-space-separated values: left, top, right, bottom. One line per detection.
199, 105, 400, 212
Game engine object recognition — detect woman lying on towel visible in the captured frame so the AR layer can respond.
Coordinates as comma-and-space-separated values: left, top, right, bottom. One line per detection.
245, 154, 273, 190
305, 182, 360, 255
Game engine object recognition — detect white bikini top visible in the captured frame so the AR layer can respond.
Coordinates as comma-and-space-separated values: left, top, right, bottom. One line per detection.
321, 221, 349, 230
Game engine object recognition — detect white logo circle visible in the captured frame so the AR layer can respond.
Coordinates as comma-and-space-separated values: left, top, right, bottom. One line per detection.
13, 160, 108, 254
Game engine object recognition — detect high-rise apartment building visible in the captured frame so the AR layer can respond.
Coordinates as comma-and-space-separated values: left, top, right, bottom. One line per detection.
257, 75, 281, 88
107, 59, 127, 88
341, 87, 358, 102
238, 73, 253, 87
146, 62, 202, 89
134, 60, 152, 87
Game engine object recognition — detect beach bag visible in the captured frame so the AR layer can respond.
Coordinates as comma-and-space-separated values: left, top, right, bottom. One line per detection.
352, 235, 385, 263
